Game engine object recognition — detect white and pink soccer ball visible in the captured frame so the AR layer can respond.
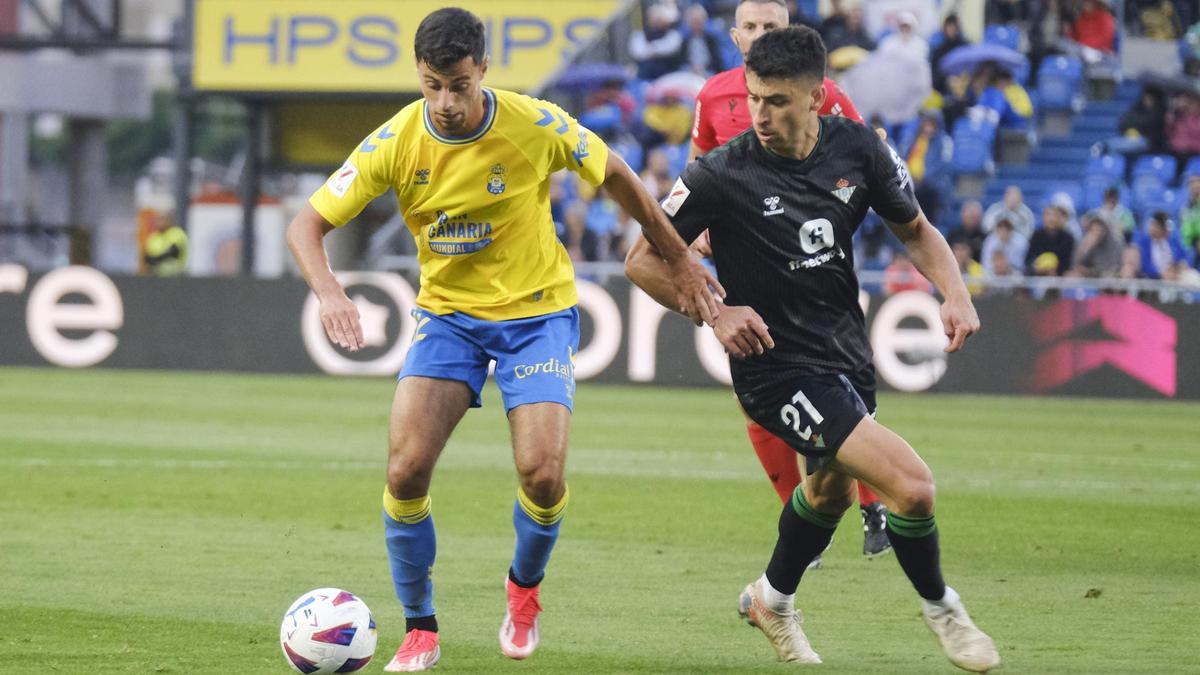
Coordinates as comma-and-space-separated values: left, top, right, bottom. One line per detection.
280, 588, 377, 674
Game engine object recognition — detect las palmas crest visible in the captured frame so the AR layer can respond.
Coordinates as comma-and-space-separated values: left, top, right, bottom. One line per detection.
487, 164, 507, 195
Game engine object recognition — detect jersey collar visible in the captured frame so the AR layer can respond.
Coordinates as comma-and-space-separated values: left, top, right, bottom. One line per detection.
423, 88, 497, 145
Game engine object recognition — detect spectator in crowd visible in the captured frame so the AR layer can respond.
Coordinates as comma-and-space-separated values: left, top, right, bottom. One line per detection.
610, 206, 641, 261
1069, 0, 1117, 53
682, 4, 725, 76
1069, 213, 1125, 277
948, 200, 986, 261
143, 212, 188, 276
977, 68, 1034, 130
899, 111, 954, 220
1181, 175, 1200, 252
638, 90, 694, 146
952, 241, 986, 295
986, 246, 1021, 296
1119, 88, 1169, 153
1135, 211, 1191, 280
981, 217, 1029, 275
878, 11, 929, 60
1090, 185, 1136, 241
1136, 0, 1185, 39
821, 0, 875, 52
842, 35, 931, 126
1118, 244, 1144, 278
639, 147, 674, 200
1166, 93, 1200, 156
585, 187, 619, 260
562, 201, 600, 263
882, 251, 932, 294
930, 14, 968, 93
630, 3, 685, 80
983, 185, 1036, 238
1026, 199, 1077, 276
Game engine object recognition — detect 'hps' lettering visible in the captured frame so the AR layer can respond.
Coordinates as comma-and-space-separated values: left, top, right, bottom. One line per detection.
514, 357, 573, 380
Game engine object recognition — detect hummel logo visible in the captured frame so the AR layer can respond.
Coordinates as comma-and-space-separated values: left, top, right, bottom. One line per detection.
763, 195, 784, 216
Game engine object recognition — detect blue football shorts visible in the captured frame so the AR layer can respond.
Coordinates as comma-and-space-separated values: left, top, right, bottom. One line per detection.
398, 306, 579, 412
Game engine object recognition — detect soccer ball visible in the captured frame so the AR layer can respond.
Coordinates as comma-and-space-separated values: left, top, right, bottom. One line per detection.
280, 588, 377, 674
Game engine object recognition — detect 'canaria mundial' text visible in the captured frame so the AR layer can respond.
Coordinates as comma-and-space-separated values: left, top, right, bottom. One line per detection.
427, 210, 494, 255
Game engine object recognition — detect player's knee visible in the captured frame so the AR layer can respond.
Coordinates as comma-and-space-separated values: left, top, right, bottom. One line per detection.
893, 476, 936, 517
386, 451, 434, 496
517, 462, 565, 506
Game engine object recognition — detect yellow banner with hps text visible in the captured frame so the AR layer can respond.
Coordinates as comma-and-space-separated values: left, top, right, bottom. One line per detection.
192, 0, 623, 93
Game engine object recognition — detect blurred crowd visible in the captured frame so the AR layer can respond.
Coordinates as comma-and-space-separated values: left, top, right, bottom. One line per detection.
547, 0, 1200, 291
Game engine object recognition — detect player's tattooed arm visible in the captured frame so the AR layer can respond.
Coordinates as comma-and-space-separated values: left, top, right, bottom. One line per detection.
603, 152, 725, 325
886, 212, 980, 353
287, 204, 365, 352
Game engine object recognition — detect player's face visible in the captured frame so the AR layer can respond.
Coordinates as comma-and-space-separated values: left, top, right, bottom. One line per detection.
730, 2, 790, 59
745, 70, 824, 156
417, 56, 489, 136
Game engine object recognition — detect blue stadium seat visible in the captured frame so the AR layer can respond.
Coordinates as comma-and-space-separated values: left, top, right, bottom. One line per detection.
1132, 154, 1177, 183
1085, 154, 1126, 179
1139, 187, 1183, 220
1131, 155, 1178, 213
1036, 56, 1083, 112
983, 24, 1021, 51
951, 117, 997, 175
1183, 156, 1200, 182
1081, 155, 1127, 210
1083, 177, 1128, 211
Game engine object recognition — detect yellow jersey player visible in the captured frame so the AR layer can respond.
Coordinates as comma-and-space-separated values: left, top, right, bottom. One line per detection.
286, 8, 721, 673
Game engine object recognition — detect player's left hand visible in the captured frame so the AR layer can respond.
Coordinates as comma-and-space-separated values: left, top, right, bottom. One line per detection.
714, 305, 774, 358
670, 255, 725, 326
941, 294, 980, 353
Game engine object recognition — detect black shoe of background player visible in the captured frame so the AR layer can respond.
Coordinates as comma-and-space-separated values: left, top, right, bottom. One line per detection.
862, 502, 892, 558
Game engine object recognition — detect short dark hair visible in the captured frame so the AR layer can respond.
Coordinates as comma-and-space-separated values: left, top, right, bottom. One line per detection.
414, 8, 486, 72
745, 25, 826, 83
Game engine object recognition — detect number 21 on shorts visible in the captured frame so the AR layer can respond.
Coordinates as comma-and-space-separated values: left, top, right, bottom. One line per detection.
780, 387, 825, 441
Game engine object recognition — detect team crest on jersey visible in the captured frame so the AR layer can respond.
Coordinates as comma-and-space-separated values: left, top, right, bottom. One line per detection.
487, 164, 507, 195
414, 168, 431, 185
832, 178, 856, 204
763, 195, 784, 216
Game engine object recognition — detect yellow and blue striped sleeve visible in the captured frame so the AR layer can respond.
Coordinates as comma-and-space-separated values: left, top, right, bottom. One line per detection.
309, 116, 402, 227
530, 99, 609, 187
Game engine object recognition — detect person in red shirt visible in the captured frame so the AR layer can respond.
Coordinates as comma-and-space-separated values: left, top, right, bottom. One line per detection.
1069, 0, 1116, 53
686, 0, 892, 560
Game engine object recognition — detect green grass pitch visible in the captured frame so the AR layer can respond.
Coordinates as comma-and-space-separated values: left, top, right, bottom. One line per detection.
1, 367, 1198, 673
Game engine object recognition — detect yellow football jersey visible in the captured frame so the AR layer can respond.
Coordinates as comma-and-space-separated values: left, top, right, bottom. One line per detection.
309, 87, 610, 321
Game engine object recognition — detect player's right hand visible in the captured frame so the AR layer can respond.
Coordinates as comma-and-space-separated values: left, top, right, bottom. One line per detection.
319, 290, 365, 352
671, 255, 725, 327
713, 305, 774, 358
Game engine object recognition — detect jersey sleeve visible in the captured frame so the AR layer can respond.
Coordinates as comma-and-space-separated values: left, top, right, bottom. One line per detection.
309, 119, 399, 227
826, 81, 865, 124
691, 93, 718, 154
539, 100, 609, 187
866, 128, 921, 225
660, 160, 722, 244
